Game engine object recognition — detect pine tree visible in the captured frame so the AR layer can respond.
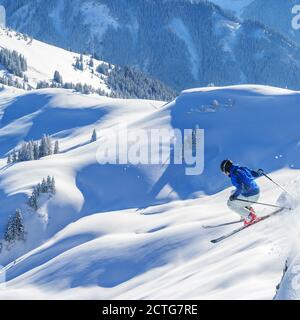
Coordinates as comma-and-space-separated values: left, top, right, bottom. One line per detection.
46, 176, 52, 191
39, 135, 48, 158
18, 143, 26, 161
28, 176, 56, 211
75, 56, 84, 71
15, 209, 25, 241
7, 154, 11, 164
4, 209, 25, 243
28, 190, 38, 210
41, 178, 48, 193
12, 149, 18, 163
4, 216, 14, 243
54, 141, 59, 154
90, 129, 97, 143
33, 185, 40, 198
53, 70, 63, 85
0, 48, 28, 77
17, 141, 34, 162
36, 183, 41, 196
51, 177, 56, 195
27, 141, 34, 160
33, 142, 39, 160
46, 135, 53, 155
46, 176, 56, 195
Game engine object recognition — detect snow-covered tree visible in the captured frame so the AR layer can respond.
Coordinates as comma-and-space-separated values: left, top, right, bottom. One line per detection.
46, 176, 52, 191
39, 134, 52, 158
47, 176, 56, 195
18, 143, 27, 161
46, 135, 53, 155
4, 209, 25, 243
96, 63, 109, 75
37, 80, 50, 89
12, 149, 18, 163
0, 48, 27, 77
28, 188, 38, 210
28, 141, 34, 160
33, 142, 39, 160
75, 56, 84, 71
36, 183, 42, 196
11, 135, 55, 163
53, 70, 63, 85
39, 136, 46, 158
41, 178, 48, 193
17, 143, 25, 162
17, 141, 34, 161
28, 176, 56, 210
51, 177, 56, 195
54, 140, 59, 154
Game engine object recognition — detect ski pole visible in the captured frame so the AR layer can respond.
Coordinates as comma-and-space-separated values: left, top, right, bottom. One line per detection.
261, 173, 293, 198
236, 198, 291, 210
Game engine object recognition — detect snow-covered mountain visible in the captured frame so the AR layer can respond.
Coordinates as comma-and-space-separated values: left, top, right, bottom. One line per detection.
0, 82, 300, 299
211, 0, 300, 46
241, 0, 300, 45
2, 0, 300, 91
0, 27, 176, 101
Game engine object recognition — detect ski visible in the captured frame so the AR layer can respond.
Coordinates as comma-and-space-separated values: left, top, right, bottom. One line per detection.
202, 219, 243, 229
211, 208, 285, 244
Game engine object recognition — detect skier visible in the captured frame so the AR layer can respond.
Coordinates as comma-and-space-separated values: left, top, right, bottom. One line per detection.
220, 160, 264, 226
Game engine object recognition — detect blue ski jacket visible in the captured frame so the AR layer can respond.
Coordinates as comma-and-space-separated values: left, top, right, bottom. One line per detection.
229, 165, 261, 198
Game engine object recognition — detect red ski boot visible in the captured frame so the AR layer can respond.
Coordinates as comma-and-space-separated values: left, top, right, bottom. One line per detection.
244, 208, 261, 226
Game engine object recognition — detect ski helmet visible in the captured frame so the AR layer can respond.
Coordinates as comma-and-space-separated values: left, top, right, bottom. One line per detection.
220, 159, 233, 174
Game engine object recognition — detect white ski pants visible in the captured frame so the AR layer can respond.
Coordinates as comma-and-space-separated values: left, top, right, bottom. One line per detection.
227, 193, 260, 219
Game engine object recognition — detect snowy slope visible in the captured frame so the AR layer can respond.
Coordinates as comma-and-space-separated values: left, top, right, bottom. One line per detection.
0, 178, 296, 300
0, 84, 300, 299
0, 27, 110, 92
0, 85, 164, 264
